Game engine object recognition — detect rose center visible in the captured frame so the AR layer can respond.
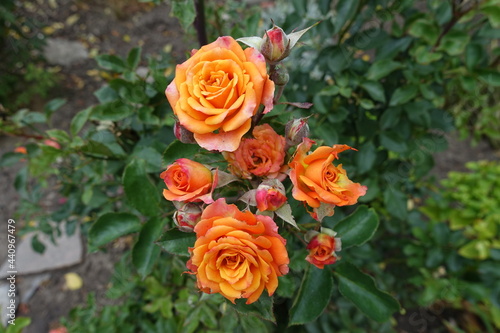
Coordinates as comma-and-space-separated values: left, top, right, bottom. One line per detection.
172, 170, 188, 190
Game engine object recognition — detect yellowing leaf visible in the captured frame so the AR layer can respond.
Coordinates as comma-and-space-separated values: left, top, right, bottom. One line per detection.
66, 14, 80, 26
64, 272, 83, 290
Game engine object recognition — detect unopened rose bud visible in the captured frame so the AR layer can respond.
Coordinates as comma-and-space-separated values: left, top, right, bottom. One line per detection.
43, 139, 61, 149
174, 121, 196, 144
255, 179, 287, 212
173, 203, 203, 232
269, 64, 289, 87
305, 228, 341, 269
285, 118, 310, 147
261, 26, 290, 64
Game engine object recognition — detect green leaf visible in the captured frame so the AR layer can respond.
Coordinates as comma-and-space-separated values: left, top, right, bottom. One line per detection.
31, 234, 46, 254
334, 206, 379, 249
334, 262, 400, 322
171, 0, 196, 31
94, 85, 119, 103
289, 265, 334, 326
91, 101, 134, 122
43, 98, 66, 119
70, 107, 92, 136
360, 81, 386, 103
127, 47, 142, 69
383, 187, 408, 220
123, 159, 161, 217
408, 18, 439, 44
355, 141, 377, 174
96, 54, 127, 72
231, 292, 276, 323
465, 43, 486, 70
478, 69, 500, 87
389, 85, 418, 106
482, 5, 500, 28
5, 317, 31, 333
437, 30, 470, 56
0, 152, 25, 167
366, 59, 403, 81
88, 212, 141, 249
132, 217, 167, 278
157, 228, 196, 257
46, 129, 70, 144
380, 131, 408, 153
333, 0, 360, 34
162, 140, 203, 167
80, 140, 116, 158
459, 240, 490, 260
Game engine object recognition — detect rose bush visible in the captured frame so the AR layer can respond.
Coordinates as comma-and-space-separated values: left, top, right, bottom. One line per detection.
289, 138, 367, 218
165, 36, 275, 152
186, 198, 289, 304
223, 123, 286, 179
160, 158, 217, 204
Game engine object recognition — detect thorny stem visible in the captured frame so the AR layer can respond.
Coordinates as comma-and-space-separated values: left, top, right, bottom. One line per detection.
194, 0, 208, 47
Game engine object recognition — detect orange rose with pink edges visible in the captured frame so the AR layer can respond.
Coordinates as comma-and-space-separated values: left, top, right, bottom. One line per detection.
289, 138, 367, 212
160, 158, 217, 204
186, 198, 289, 304
305, 228, 341, 269
222, 123, 287, 179
165, 36, 275, 152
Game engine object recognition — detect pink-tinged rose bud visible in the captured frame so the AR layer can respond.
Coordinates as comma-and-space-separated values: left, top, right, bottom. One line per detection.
174, 121, 196, 144
285, 117, 310, 147
43, 139, 61, 149
173, 203, 203, 232
261, 26, 290, 64
305, 228, 341, 269
255, 180, 287, 212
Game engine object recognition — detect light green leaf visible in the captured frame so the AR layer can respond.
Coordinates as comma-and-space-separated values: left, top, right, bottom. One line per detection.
334, 262, 400, 322
171, 0, 196, 31
132, 217, 167, 278
289, 266, 334, 326
123, 159, 161, 217
408, 18, 439, 44
334, 205, 379, 248
96, 54, 128, 72
70, 107, 92, 136
366, 59, 403, 81
88, 212, 141, 249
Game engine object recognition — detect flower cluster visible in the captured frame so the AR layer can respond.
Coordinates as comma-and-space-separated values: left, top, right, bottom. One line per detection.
160, 24, 366, 304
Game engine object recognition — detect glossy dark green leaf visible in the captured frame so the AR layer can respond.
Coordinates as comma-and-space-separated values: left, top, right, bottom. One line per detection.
478, 69, 500, 87
355, 141, 377, 174
157, 228, 196, 257
408, 18, 439, 44
360, 81, 386, 103
231, 292, 275, 323
333, 0, 360, 34
123, 159, 161, 217
162, 140, 204, 167
80, 140, 116, 158
88, 212, 141, 249
70, 107, 92, 136
289, 266, 334, 326
465, 43, 485, 70
389, 85, 418, 106
375, 37, 412, 60
132, 217, 167, 278
96, 54, 127, 72
380, 131, 408, 153
31, 234, 46, 254
334, 205, 379, 249
366, 59, 403, 81
334, 262, 400, 322
127, 47, 142, 69
383, 187, 408, 220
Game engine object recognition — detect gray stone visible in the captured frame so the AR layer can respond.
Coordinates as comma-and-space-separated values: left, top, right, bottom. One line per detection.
0, 225, 83, 279
43, 38, 89, 66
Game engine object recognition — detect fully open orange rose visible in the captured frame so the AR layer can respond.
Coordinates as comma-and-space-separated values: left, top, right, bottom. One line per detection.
160, 158, 217, 204
222, 123, 287, 179
166, 36, 275, 152
289, 138, 367, 211
186, 198, 289, 304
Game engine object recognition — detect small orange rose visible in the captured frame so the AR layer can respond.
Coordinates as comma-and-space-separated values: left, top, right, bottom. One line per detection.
222, 123, 286, 179
166, 36, 275, 152
186, 198, 289, 304
305, 228, 341, 269
255, 180, 287, 212
289, 138, 367, 213
160, 158, 217, 204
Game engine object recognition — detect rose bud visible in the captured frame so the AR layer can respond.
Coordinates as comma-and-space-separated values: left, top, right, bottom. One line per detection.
43, 139, 61, 149
173, 203, 203, 232
174, 121, 196, 144
261, 26, 290, 64
285, 117, 310, 147
305, 228, 342, 269
255, 179, 287, 212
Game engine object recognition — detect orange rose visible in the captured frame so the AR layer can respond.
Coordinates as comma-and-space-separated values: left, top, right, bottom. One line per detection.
222, 124, 286, 179
160, 158, 217, 204
166, 36, 275, 152
305, 228, 341, 269
186, 198, 289, 304
289, 138, 367, 212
